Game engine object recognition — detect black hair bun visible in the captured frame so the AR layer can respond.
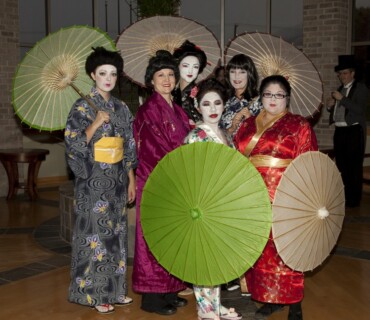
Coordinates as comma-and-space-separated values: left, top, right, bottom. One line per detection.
155, 50, 172, 59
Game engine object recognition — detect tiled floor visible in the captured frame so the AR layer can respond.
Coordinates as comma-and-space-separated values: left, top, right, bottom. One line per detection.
1, 187, 370, 319
2, 188, 370, 285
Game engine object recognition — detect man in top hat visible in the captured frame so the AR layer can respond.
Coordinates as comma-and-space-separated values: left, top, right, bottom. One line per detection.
328, 54, 369, 207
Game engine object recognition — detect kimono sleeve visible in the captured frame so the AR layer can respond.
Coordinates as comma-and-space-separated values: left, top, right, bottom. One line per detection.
121, 103, 138, 173
295, 120, 319, 156
64, 100, 93, 179
134, 109, 180, 171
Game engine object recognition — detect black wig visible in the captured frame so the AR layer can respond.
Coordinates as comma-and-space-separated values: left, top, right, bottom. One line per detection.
173, 40, 207, 74
85, 47, 123, 78
144, 50, 179, 88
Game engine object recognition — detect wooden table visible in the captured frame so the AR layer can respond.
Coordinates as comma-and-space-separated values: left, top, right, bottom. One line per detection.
0, 148, 50, 200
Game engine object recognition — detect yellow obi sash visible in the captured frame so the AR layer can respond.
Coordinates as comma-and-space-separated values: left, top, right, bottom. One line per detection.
94, 137, 124, 164
249, 155, 292, 168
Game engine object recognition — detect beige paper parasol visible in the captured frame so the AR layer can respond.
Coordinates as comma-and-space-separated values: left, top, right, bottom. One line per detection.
116, 15, 221, 87
272, 151, 345, 272
225, 32, 323, 118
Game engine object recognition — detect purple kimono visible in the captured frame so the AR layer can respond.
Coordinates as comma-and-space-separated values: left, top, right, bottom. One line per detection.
133, 91, 190, 293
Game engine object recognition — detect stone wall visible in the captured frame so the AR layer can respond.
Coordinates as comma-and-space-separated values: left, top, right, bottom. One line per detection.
303, 0, 351, 148
0, 0, 22, 197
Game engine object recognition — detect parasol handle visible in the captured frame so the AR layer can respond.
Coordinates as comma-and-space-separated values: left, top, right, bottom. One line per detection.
317, 207, 329, 219
69, 83, 99, 113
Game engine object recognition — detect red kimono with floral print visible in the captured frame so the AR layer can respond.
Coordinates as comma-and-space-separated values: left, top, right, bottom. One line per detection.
234, 112, 318, 304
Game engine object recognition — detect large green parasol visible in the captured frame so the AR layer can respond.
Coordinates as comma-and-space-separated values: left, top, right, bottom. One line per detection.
141, 142, 271, 286
12, 25, 116, 131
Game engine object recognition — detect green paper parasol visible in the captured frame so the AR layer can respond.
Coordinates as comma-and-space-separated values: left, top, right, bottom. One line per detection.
141, 142, 271, 286
12, 25, 116, 131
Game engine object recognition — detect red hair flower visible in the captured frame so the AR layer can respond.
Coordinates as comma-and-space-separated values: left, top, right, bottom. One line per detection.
190, 86, 199, 98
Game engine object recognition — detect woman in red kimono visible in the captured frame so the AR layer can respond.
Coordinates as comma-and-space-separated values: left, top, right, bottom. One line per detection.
133, 50, 190, 315
234, 75, 318, 320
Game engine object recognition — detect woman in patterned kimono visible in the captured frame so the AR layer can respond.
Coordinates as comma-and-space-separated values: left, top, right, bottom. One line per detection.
173, 40, 207, 127
65, 47, 137, 314
234, 75, 318, 320
184, 78, 242, 320
133, 50, 190, 316
220, 54, 262, 136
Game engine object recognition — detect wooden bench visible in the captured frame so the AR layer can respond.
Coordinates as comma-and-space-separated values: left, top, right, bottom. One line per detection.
0, 148, 49, 200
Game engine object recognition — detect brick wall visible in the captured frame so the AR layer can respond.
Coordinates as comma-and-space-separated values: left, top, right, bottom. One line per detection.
303, 0, 350, 148
0, 0, 22, 197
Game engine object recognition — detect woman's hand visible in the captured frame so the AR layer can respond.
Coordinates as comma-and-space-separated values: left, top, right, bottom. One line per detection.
127, 169, 136, 204
228, 108, 251, 134
235, 108, 251, 122
86, 111, 110, 144
95, 110, 110, 127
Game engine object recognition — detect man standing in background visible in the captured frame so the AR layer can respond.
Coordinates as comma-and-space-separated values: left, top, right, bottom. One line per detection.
328, 55, 369, 208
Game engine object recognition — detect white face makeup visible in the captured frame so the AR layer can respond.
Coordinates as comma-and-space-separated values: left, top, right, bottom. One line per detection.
198, 91, 224, 125
261, 83, 288, 116
91, 64, 117, 96
229, 68, 248, 91
179, 56, 200, 84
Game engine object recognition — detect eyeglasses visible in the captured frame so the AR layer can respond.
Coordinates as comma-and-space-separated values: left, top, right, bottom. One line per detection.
262, 92, 288, 99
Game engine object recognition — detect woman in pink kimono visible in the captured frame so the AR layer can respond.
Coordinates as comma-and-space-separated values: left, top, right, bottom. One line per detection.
184, 78, 242, 320
133, 50, 190, 316
234, 75, 318, 320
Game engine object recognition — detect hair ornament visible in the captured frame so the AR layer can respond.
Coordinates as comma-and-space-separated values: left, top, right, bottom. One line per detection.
190, 86, 199, 98
190, 86, 199, 108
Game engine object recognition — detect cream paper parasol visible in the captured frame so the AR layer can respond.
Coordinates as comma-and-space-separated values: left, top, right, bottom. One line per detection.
116, 15, 221, 87
12, 25, 116, 131
272, 151, 345, 272
225, 32, 323, 118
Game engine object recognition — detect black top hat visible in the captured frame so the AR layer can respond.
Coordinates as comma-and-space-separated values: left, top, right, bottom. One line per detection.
334, 55, 356, 72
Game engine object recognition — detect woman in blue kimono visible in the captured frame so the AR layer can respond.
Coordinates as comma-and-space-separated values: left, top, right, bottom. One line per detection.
220, 54, 262, 136
65, 47, 137, 314
184, 78, 242, 320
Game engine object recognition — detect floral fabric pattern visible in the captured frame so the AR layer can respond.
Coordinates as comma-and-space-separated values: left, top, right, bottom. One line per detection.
184, 123, 233, 318
173, 82, 202, 124
65, 87, 137, 306
220, 96, 263, 129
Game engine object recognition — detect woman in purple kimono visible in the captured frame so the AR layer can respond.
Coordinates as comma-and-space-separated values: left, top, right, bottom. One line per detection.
133, 50, 191, 315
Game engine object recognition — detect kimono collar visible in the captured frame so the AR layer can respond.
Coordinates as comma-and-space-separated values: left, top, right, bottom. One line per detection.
198, 123, 225, 144
89, 87, 115, 111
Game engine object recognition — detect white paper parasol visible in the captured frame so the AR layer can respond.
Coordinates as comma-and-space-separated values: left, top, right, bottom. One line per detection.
272, 151, 345, 272
225, 32, 323, 118
116, 16, 221, 87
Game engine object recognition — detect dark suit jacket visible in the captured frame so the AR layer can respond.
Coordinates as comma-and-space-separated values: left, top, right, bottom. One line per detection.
328, 81, 369, 141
